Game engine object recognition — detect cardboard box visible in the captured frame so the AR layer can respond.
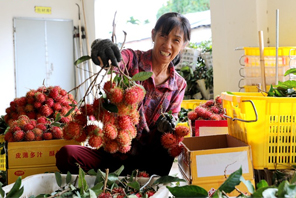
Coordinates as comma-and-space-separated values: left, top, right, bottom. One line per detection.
7, 165, 59, 184
178, 135, 254, 196
7, 139, 80, 168
195, 120, 228, 136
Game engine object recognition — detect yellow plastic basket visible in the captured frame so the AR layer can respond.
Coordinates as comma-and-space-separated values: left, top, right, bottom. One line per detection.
181, 100, 206, 110
0, 135, 5, 171
244, 46, 296, 56
221, 92, 296, 170
244, 85, 271, 92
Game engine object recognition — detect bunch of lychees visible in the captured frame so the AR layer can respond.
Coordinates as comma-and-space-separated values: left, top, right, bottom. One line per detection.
160, 124, 190, 157
187, 95, 225, 121
4, 85, 77, 126
4, 115, 64, 142
63, 78, 146, 154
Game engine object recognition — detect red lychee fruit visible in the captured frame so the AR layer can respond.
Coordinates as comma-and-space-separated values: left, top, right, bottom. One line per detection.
116, 130, 131, 146
85, 124, 102, 136
204, 110, 213, 119
74, 114, 88, 126
80, 104, 94, 116
4, 131, 14, 142
49, 88, 59, 100
40, 105, 53, 117
205, 99, 215, 107
116, 103, 132, 116
59, 89, 67, 96
24, 104, 34, 112
98, 192, 112, 198
215, 95, 222, 105
129, 111, 140, 125
88, 135, 104, 148
25, 130, 35, 141
36, 123, 47, 132
118, 144, 131, 154
63, 121, 82, 138
36, 116, 47, 124
51, 126, 63, 139
52, 102, 62, 111
74, 131, 88, 143
23, 123, 34, 131
109, 87, 124, 104
161, 133, 178, 149
43, 132, 53, 140
138, 171, 149, 177
35, 92, 46, 103
133, 84, 146, 102
187, 111, 198, 120
126, 125, 137, 139
14, 130, 25, 141
210, 114, 222, 121
45, 98, 54, 107
210, 106, 220, 114
32, 128, 43, 139
103, 123, 118, 140
15, 97, 27, 107
124, 87, 138, 105
103, 80, 115, 94
101, 111, 115, 124
117, 115, 131, 129
60, 116, 70, 124
175, 125, 190, 137
168, 144, 184, 157
104, 140, 119, 154
194, 106, 207, 118
34, 101, 42, 109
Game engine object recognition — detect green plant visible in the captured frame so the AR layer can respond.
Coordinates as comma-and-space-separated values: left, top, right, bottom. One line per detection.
198, 39, 212, 53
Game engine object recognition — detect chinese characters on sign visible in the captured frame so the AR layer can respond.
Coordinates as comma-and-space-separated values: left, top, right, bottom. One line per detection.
15, 150, 59, 159
35, 6, 52, 14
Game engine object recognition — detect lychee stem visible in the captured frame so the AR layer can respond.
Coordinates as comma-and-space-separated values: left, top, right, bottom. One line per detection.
103, 168, 109, 193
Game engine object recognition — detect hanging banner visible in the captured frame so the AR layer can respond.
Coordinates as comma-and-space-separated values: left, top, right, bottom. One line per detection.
35, 6, 52, 14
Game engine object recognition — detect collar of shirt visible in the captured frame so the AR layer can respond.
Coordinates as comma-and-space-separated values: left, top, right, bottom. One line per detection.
139, 49, 179, 91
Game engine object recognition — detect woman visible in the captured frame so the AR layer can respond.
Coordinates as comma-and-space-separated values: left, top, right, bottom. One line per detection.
56, 12, 191, 176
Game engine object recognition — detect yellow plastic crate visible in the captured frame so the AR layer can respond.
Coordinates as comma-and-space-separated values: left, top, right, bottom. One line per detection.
244, 46, 296, 56
0, 135, 6, 171
221, 92, 296, 170
181, 100, 205, 110
244, 85, 271, 92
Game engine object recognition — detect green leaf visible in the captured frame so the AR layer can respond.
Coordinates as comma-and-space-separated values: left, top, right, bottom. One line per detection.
102, 102, 118, 113
54, 113, 61, 122
78, 167, 88, 194
51, 122, 61, 127
6, 186, 24, 198
152, 175, 185, 186
89, 189, 97, 198
0, 182, 4, 198
132, 72, 153, 81
112, 165, 124, 176
74, 55, 91, 66
262, 188, 278, 198
166, 185, 208, 198
290, 172, 296, 184
55, 172, 62, 187
87, 169, 97, 176
218, 166, 242, 193
6, 176, 22, 198
284, 68, 296, 76
66, 171, 72, 184
226, 91, 234, 95
64, 107, 76, 117
107, 173, 120, 183
240, 176, 254, 194
91, 182, 104, 195
127, 181, 140, 191
277, 180, 289, 197
257, 179, 269, 189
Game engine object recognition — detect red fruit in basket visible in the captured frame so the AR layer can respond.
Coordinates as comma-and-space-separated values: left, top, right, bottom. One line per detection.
33, 128, 43, 139
40, 105, 53, 117
4, 131, 14, 142
204, 110, 213, 119
45, 98, 54, 107
23, 123, 34, 131
25, 130, 35, 141
36, 123, 47, 132
60, 116, 70, 124
59, 89, 67, 96
51, 126, 63, 139
34, 101, 42, 109
210, 106, 220, 114
168, 144, 183, 157
138, 171, 149, 177
88, 135, 103, 148
146, 190, 156, 197
215, 95, 222, 105
210, 114, 222, 121
15, 97, 27, 107
35, 92, 46, 103
175, 125, 190, 137
103, 123, 118, 140
24, 104, 34, 112
98, 192, 112, 198
109, 87, 124, 104
14, 130, 25, 141
205, 99, 215, 107
43, 132, 53, 140
161, 133, 178, 149
52, 102, 62, 111
124, 87, 139, 105
187, 111, 198, 120
194, 106, 207, 118
36, 116, 47, 124
117, 115, 131, 129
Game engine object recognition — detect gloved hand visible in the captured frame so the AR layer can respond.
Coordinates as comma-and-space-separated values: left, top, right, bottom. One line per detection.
156, 113, 176, 133
91, 39, 122, 67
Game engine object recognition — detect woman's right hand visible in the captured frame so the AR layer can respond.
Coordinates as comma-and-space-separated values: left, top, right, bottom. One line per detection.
91, 39, 122, 67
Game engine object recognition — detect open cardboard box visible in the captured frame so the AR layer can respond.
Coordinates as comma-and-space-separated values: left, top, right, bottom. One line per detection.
178, 134, 254, 196
195, 120, 228, 136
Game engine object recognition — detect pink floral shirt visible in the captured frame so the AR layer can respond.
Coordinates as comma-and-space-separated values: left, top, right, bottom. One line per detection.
119, 49, 187, 135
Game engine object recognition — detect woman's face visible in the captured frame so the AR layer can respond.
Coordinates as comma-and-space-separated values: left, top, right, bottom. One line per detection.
152, 26, 186, 65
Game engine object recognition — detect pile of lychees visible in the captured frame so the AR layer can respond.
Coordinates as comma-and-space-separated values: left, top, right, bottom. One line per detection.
3, 86, 78, 142
4, 85, 77, 126
62, 79, 145, 154
160, 124, 190, 157
187, 95, 225, 121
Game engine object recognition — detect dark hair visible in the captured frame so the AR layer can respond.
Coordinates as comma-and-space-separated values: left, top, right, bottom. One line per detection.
154, 12, 191, 42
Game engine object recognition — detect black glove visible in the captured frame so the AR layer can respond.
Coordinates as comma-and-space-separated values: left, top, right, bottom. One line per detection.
156, 113, 176, 133
91, 39, 122, 67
